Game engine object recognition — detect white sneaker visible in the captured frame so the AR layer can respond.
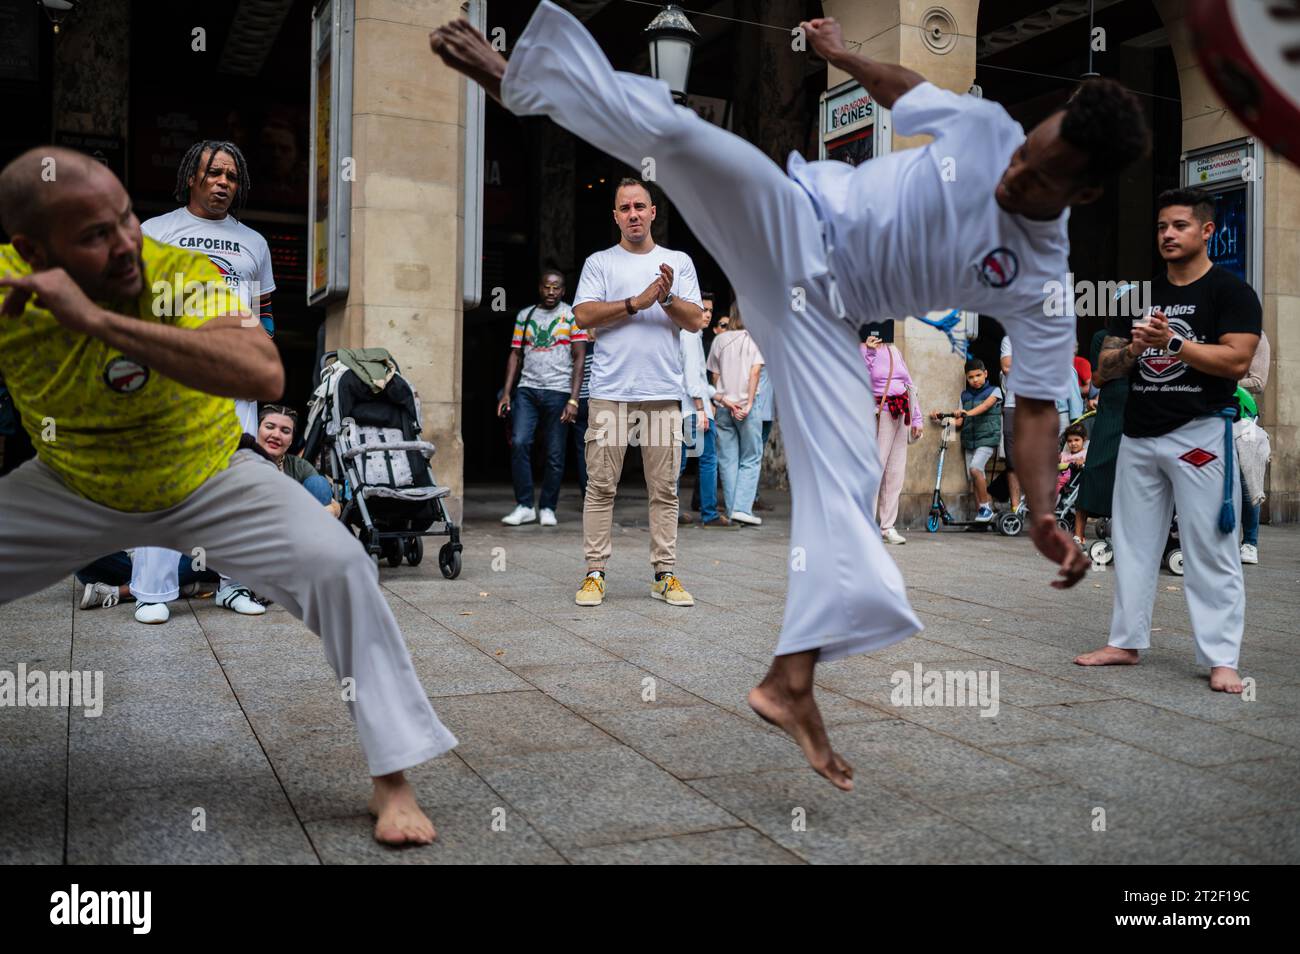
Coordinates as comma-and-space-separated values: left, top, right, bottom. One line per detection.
730, 511, 763, 526
501, 505, 537, 526
882, 527, 907, 545
539, 508, 557, 527
215, 584, 266, 615
1240, 543, 1259, 565
79, 581, 121, 610
134, 602, 170, 624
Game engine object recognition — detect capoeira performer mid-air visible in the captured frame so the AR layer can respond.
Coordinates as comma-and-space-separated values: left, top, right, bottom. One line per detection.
431, 2, 1149, 790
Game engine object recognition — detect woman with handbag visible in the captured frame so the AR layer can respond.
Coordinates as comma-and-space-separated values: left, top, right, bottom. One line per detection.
860, 322, 923, 544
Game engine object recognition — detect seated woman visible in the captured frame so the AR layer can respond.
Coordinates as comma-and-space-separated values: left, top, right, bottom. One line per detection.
78, 404, 339, 611
257, 404, 341, 517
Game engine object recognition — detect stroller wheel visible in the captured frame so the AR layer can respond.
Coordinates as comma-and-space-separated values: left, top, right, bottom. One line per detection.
1095, 518, 1111, 541
405, 536, 424, 567
1089, 539, 1113, 565
1166, 548, 1184, 576
439, 543, 462, 580
998, 512, 1024, 537
926, 513, 940, 533
383, 538, 403, 567
1056, 515, 1073, 533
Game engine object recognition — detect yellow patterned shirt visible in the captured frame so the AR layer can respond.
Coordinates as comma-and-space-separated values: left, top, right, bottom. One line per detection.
0, 237, 243, 512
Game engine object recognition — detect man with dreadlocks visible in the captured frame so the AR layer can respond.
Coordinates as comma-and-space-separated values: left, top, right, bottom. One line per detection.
431, 4, 1150, 791
127, 140, 276, 624
0, 146, 454, 845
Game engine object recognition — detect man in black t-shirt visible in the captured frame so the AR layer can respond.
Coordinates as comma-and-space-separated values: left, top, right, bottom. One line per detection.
1076, 189, 1261, 692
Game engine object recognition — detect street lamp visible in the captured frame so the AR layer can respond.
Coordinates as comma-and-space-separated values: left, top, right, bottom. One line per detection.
37, 0, 79, 34
644, 4, 699, 104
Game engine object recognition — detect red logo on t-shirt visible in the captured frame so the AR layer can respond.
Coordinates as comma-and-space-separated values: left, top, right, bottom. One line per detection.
103, 357, 150, 393
1179, 448, 1217, 468
975, 247, 1019, 288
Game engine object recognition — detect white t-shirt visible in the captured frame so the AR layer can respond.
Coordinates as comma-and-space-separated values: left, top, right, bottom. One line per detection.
141, 207, 276, 334
574, 243, 702, 402
707, 330, 765, 403
787, 82, 1074, 403
999, 336, 1016, 409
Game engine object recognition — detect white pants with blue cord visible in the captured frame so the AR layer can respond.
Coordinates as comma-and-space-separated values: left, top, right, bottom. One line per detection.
1108, 414, 1244, 669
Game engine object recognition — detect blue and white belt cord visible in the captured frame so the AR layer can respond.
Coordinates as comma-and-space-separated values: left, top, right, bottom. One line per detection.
1218, 405, 1237, 534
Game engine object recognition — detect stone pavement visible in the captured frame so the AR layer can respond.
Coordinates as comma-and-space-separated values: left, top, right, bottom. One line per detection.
3, 483, 1297, 864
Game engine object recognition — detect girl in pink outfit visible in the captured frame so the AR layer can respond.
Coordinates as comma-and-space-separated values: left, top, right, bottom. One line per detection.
860, 322, 923, 543
1057, 423, 1088, 494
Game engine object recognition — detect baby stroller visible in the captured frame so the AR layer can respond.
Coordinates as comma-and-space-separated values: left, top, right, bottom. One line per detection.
1054, 463, 1084, 532
1087, 515, 1182, 576
303, 349, 463, 579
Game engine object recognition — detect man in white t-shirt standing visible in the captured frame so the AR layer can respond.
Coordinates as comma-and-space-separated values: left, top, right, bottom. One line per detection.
571, 178, 706, 608
430, 4, 1148, 791
999, 334, 1025, 513
129, 140, 276, 623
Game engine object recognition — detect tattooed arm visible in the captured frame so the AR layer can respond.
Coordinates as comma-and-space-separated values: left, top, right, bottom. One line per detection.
1092, 335, 1139, 387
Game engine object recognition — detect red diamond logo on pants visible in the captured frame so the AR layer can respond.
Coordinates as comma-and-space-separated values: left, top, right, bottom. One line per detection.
1179, 448, 1217, 468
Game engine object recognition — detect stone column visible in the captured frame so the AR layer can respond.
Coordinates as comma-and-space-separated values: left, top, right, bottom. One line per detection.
537, 122, 575, 277
1158, 0, 1300, 523
329, 0, 466, 517
51, 0, 131, 151
822, 0, 981, 526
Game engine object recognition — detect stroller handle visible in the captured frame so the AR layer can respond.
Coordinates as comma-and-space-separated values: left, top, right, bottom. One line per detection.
342, 440, 436, 460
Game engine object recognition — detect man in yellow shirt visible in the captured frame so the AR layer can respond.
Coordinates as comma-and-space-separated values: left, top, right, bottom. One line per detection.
0, 147, 455, 846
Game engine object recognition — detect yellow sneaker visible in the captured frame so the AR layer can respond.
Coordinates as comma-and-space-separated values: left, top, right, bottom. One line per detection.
651, 573, 695, 607
575, 574, 605, 606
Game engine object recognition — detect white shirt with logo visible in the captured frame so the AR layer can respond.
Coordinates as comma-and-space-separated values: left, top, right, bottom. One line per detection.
788, 82, 1074, 403
142, 207, 275, 434
574, 243, 702, 402
141, 207, 276, 326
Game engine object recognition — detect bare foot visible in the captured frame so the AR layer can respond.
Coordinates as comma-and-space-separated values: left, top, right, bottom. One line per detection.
429, 19, 507, 104
1209, 666, 1244, 693
748, 683, 854, 792
368, 771, 437, 846
1074, 646, 1140, 666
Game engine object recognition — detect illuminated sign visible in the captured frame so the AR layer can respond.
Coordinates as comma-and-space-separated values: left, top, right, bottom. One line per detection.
824, 84, 874, 140
1189, 145, 1248, 185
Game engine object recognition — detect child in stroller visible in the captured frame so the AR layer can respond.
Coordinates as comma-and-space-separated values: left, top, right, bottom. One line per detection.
1056, 422, 1089, 545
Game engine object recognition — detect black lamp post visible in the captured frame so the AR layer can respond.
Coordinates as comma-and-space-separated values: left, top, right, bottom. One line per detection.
644, 4, 700, 104
38, 0, 79, 35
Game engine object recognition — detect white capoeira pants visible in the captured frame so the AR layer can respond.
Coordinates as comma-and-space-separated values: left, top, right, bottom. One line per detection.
131, 398, 261, 603
0, 450, 456, 776
1108, 415, 1244, 669
505, 2, 922, 661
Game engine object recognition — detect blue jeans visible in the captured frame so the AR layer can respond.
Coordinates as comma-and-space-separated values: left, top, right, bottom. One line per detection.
715, 406, 763, 516
303, 474, 333, 506
1241, 468, 1259, 546
678, 413, 718, 522
511, 386, 569, 511
76, 551, 219, 588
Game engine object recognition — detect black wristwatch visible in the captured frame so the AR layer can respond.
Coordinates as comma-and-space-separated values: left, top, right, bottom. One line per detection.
1164, 335, 1186, 356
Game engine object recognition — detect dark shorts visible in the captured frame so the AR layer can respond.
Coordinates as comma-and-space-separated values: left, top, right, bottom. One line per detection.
1002, 405, 1016, 471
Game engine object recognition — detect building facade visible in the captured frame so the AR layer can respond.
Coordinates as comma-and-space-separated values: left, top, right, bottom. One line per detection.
1, 0, 1294, 525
